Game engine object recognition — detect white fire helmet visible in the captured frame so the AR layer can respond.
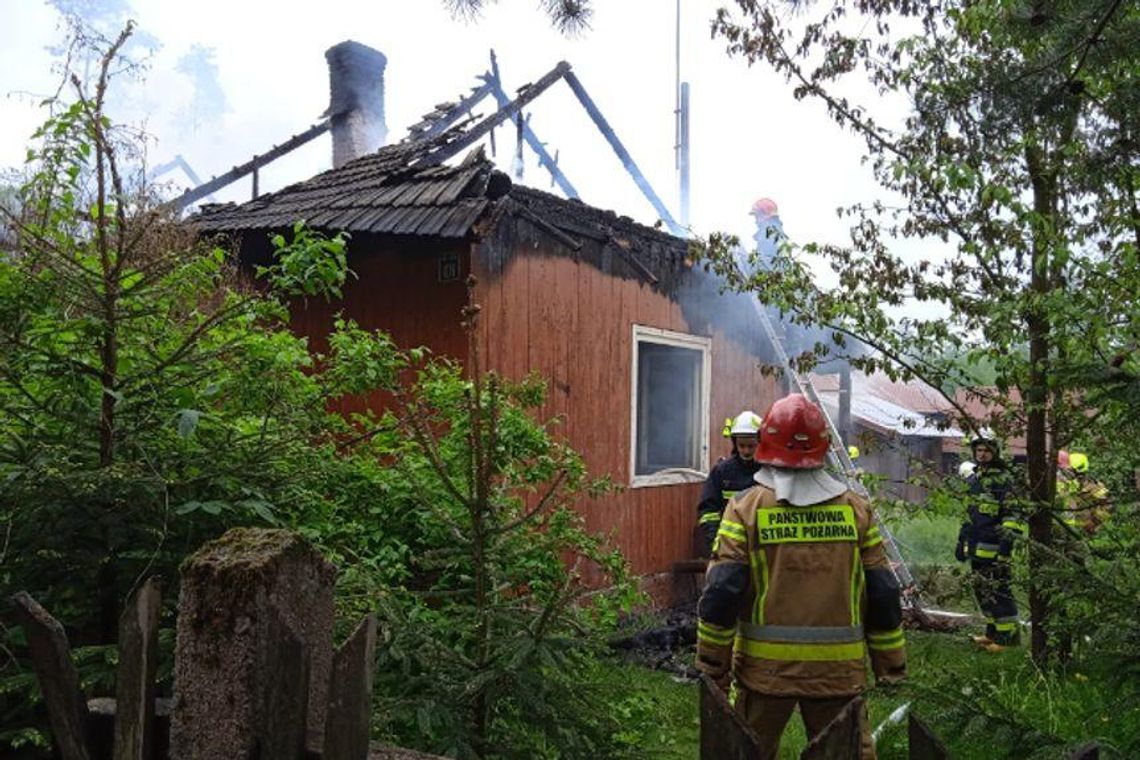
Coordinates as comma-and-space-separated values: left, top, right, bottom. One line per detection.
970, 427, 1001, 459
959, 461, 976, 479
727, 410, 763, 438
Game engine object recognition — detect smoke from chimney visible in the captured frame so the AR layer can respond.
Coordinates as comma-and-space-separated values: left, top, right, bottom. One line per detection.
324, 41, 388, 168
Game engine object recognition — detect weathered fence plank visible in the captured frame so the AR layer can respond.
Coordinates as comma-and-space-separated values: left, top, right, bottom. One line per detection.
800, 696, 861, 760
11, 591, 92, 760
113, 577, 161, 760
324, 615, 378, 760
698, 675, 763, 760
258, 606, 310, 759
908, 712, 949, 760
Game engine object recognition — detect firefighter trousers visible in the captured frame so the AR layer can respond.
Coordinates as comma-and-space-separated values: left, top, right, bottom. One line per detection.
737, 689, 876, 759
971, 559, 1020, 645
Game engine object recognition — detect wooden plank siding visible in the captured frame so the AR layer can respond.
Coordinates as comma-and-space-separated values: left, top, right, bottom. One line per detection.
287, 236, 472, 417
473, 223, 779, 604
279, 224, 779, 606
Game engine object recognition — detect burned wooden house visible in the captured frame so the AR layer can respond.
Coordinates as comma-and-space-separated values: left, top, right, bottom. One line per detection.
191, 43, 780, 604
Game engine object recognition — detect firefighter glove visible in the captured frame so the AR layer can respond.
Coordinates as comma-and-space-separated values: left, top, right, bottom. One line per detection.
700, 522, 719, 557
955, 523, 969, 562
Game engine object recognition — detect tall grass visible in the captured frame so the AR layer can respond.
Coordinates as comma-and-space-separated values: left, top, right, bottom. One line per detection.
640, 632, 1136, 758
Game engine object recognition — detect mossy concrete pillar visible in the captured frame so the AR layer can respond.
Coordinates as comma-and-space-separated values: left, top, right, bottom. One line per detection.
169, 528, 336, 758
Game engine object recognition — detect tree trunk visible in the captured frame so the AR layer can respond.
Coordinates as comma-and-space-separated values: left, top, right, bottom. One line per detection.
1025, 140, 1057, 668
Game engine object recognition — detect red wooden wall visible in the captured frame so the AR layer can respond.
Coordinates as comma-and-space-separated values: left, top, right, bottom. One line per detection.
283, 227, 779, 605
473, 225, 779, 602
287, 236, 471, 416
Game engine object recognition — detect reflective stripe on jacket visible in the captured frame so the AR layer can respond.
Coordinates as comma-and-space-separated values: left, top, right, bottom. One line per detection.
696, 485, 905, 697
696, 454, 761, 535
964, 461, 1025, 559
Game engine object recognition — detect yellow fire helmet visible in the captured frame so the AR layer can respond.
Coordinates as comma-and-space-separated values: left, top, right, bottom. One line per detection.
1069, 452, 1090, 473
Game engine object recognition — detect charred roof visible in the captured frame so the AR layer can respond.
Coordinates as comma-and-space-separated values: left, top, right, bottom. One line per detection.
192, 136, 690, 284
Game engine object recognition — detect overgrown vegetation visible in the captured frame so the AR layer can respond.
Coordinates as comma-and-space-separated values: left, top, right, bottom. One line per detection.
0, 25, 647, 758
688, 0, 1140, 753
4, 8, 1138, 758
701, 0, 1139, 669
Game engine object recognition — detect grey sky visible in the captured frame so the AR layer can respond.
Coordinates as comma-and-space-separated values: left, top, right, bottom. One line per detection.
1, 0, 886, 250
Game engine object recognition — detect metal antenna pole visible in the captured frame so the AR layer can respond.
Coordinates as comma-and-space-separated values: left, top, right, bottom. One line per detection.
674, 0, 681, 175
674, 0, 690, 228
679, 82, 690, 228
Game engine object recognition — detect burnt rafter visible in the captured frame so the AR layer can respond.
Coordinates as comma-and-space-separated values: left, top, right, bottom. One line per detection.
407, 57, 682, 235
409, 61, 572, 169
411, 51, 579, 198
175, 51, 682, 236
484, 51, 578, 199
173, 121, 332, 210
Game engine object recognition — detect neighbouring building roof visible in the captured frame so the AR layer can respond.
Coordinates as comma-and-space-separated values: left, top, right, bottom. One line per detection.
813, 370, 962, 440
953, 386, 1028, 457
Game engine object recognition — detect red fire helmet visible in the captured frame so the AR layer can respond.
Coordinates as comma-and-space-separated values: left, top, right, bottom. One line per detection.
757, 394, 831, 469
750, 197, 779, 219
1057, 450, 1071, 469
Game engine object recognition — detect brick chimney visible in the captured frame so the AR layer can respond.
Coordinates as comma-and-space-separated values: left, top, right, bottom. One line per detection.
324, 41, 388, 168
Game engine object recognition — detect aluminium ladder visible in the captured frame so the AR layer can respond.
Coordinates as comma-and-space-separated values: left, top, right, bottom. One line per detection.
733, 256, 923, 608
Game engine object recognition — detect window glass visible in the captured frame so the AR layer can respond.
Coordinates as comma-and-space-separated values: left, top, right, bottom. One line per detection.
631, 326, 710, 484
636, 342, 702, 474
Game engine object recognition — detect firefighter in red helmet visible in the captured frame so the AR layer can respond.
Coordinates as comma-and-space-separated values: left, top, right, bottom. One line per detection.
696, 394, 905, 759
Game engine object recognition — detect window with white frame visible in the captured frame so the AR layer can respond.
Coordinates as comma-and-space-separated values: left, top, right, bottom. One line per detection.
630, 325, 711, 486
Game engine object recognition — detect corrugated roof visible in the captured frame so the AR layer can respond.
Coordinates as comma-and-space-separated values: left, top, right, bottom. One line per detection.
814, 370, 962, 439
953, 387, 1027, 456
823, 394, 962, 438
861, 373, 953, 414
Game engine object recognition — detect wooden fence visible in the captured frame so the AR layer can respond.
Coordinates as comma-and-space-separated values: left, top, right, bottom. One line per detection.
12, 527, 1104, 760
9, 528, 440, 760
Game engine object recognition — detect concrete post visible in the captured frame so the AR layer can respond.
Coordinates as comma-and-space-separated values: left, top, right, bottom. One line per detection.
169, 529, 336, 758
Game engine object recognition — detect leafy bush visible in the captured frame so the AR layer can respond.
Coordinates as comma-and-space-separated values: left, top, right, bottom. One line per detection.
0, 26, 646, 758
331, 299, 644, 758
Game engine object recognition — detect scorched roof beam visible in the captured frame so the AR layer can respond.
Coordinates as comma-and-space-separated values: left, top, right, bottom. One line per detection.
411, 61, 572, 169
484, 51, 579, 199
409, 80, 498, 142
173, 121, 332, 210
561, 71, 684, 237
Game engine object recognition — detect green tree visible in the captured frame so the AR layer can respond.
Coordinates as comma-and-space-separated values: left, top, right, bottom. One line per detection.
348, 283, 641, 759
0, 26, 355, 642
700, 0, 1138, 668
1, 25, 645, 756
443, 0, 594, 33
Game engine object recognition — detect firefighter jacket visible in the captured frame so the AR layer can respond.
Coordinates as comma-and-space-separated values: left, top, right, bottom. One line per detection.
696, 454, 761, 554
1058, 476, 1111, 536
961, 461, 1026, 561
695, 483, 906, 698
